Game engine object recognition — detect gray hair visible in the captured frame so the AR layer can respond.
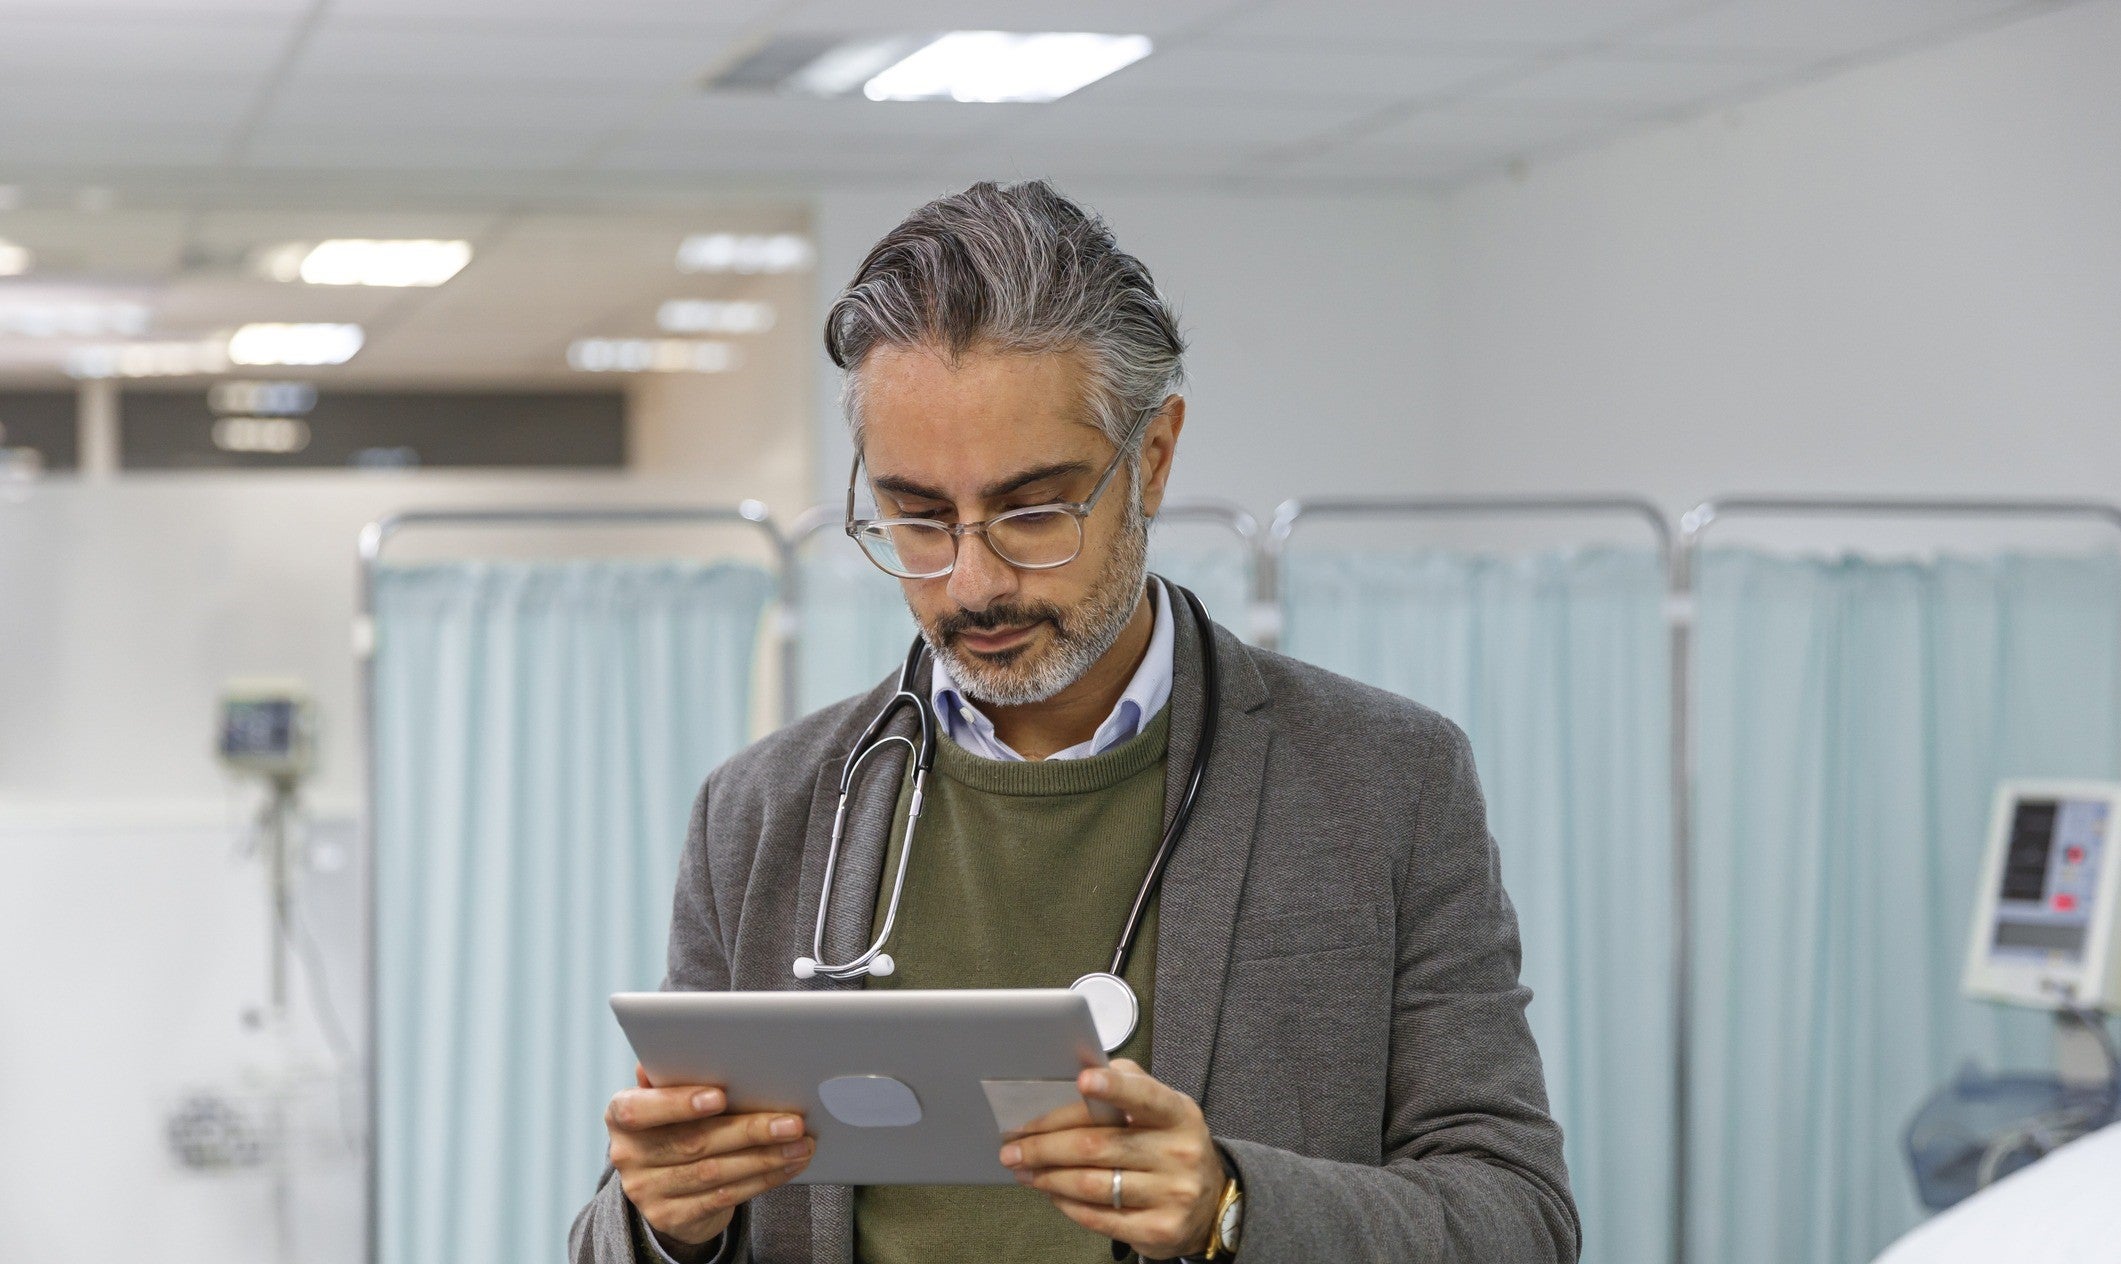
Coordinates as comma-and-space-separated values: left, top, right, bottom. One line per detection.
824, 180, 1185, 452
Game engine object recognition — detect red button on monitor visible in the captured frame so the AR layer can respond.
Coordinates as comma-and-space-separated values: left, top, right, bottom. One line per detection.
2053, 894, 2078, 913
2065, 846, 2086, 864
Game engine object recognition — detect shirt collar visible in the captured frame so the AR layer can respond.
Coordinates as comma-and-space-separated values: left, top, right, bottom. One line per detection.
930, 577, 1175, 763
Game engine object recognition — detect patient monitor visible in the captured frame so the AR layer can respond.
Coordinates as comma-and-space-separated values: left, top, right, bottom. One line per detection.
1964, 780, 2121, 1014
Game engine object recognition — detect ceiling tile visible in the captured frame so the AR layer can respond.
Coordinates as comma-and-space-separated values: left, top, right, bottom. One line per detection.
1073, 42, 1523, 104
772, 0, 1243, 39
0, 209, 191, 273
1355, 99, 1635, 150
0, 82, 258, 128
242, 128, 596, 170
1476, 51, 1800, 107
1005, 99, 1372, 149
0, 12, 295, 81
650, 93, 1001, 141
286, 24, 743, 86
1214, 0, 1719, 50
0, 128, 231, 168
260, 82, 655, 135
1625, 0, 2035, 57
594, 133, 957, 176
0, 1, 306, 13
321, 0, 788, 28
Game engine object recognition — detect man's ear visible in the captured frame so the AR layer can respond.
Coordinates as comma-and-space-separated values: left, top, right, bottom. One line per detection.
1137, 395, 1185, 519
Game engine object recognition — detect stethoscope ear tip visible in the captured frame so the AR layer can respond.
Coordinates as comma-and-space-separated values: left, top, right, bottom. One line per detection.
868, 953, 896, 978
792, 957, 819, 980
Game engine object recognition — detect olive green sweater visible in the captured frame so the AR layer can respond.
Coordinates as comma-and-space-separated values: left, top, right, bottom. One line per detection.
855, 706, 1170, 1264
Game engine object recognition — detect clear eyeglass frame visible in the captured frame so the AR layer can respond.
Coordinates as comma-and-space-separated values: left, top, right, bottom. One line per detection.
843, 414, 1148, 580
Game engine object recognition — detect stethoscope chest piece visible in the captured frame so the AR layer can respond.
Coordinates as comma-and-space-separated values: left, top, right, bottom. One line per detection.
1070, 971, 1139, 1054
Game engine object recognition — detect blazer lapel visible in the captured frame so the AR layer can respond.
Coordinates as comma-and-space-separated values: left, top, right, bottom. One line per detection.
1150, 589, 1270, 1106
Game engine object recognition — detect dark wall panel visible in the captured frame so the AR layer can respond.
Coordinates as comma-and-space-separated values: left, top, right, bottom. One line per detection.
0, 392, 79, 471
121, 388, 627, 470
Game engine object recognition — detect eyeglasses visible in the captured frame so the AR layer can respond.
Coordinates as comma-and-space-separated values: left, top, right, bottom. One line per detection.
844, 416, 1145, 580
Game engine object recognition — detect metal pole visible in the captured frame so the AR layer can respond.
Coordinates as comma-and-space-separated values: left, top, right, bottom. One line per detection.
354, 501, 793, 1264
1671, 494, 2121, 1264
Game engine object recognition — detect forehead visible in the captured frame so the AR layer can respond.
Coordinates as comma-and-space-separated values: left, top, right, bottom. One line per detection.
856, 343, 1102, 463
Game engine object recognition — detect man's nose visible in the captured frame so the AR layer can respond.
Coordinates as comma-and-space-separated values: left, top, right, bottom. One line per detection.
945, 530, 1018, 612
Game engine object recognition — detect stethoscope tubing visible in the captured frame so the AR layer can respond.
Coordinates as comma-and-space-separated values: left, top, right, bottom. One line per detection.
800, 582, 1218, 997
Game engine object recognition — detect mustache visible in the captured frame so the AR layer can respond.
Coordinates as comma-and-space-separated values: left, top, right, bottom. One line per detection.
935, 601, 1069, 644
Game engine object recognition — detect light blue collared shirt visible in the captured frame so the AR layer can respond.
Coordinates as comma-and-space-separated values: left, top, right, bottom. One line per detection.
929, 577, 1175, 762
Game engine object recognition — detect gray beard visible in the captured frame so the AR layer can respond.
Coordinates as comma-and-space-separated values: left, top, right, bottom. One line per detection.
924, 492, 1151, 708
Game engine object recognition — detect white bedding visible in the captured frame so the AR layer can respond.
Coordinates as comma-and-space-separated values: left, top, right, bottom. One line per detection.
1873, 1120, 2121, 1263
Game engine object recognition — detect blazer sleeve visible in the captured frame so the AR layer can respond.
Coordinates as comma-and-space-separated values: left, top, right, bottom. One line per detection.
569, 778, 755, 1264
1215, 718, 1582, 1262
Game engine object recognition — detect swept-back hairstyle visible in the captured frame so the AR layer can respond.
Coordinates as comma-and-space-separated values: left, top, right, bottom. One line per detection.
824, 180, 1185, 452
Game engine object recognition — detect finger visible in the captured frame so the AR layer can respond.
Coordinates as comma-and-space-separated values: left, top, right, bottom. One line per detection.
636, 1064, 652, 1090
1002, 1126, 1147, 1174
1010, 1097, 1103, 1138
1013, 1163, 1184, 1211
628, 1138, 815, 1203
662, 1158, 810, 1221
1078, 1061, 1187, 1129
626, 1110, 809, 1167
606, 1085, 726, 1132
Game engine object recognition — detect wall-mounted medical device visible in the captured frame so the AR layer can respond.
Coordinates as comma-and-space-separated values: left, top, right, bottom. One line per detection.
1963, 780, 2121, 1013
216, 679, 315, 781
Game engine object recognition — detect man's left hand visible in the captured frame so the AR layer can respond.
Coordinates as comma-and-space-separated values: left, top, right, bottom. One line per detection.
999, 1057, 1225, 1259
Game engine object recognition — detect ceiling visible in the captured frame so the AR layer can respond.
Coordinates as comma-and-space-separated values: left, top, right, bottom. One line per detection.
0, 0, 2083, 386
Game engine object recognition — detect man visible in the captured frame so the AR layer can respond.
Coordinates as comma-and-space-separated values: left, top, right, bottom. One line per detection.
571, 180, 1579, 1263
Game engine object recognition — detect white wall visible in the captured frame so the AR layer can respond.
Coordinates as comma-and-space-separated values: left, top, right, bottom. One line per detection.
810, 184, 1448, 518
1436, 0, 2121, 520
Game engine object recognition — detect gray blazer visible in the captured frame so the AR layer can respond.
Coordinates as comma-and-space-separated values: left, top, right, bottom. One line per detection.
572, 602, 1580, 1263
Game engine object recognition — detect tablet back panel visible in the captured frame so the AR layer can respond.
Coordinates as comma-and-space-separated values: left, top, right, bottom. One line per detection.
611, 989, 1109, 1185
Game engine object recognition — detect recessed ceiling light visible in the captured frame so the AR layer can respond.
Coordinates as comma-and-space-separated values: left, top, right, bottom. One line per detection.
228, 323, 364, 367
0, 239, 31, 277
676, 233, 812, 275
657, 299, 777, 335
862, 31, 1151, 103
210, 380, 318, 416
213, 416, 312, 455
0, 297, 149, 338
65, 340, 231, 380
256, 239, 472, 287
567, 338, 740, 374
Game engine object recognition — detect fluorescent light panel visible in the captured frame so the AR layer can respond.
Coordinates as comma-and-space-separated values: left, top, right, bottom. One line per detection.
229, 323, 364, 367
66, 340, 230, 380
861, 31, 1151, 103
0, 239, 31, 277
0, 298, 150, 338
657, 299, 776, 335
257, 239, 472, 287
568, 338, 740, 374
676, 233, 812, 275
213, 417, 312, 454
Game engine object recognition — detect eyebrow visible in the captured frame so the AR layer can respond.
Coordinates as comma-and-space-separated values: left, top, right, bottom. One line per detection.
872, 459, 1093, 505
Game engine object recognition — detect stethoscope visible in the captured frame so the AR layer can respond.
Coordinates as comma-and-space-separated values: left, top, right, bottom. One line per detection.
793, 582, 1221, 1054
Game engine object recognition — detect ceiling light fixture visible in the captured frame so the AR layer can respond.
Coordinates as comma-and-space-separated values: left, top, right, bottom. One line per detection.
0, 298, 150, 338
65, 340, 232, 380
656, 299, 777, 335
862, 31, 1151, 103
228, 323, 364, 367
567, 338, 740, 374
213, 416, 312, 455
676, 233, 812, 275
0, 240, 31, 277
257, 239, 472, 287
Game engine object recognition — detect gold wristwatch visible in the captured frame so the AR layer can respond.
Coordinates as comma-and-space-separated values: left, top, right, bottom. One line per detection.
1201, 1174, 1244, 1259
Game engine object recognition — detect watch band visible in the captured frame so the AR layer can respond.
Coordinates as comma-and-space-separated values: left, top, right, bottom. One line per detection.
1201, 1175, 1242, 1259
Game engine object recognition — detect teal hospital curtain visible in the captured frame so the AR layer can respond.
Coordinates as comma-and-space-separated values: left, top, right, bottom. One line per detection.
373, 560, 774, 1264
1281, 546, 1675, 1264
1690, 549, 2121, 1263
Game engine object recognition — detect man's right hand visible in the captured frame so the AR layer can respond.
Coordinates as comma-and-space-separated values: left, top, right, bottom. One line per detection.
605, 1065, 815, 1258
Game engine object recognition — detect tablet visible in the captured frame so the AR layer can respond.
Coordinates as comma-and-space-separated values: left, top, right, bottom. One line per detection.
611, 989, 1121, 1185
